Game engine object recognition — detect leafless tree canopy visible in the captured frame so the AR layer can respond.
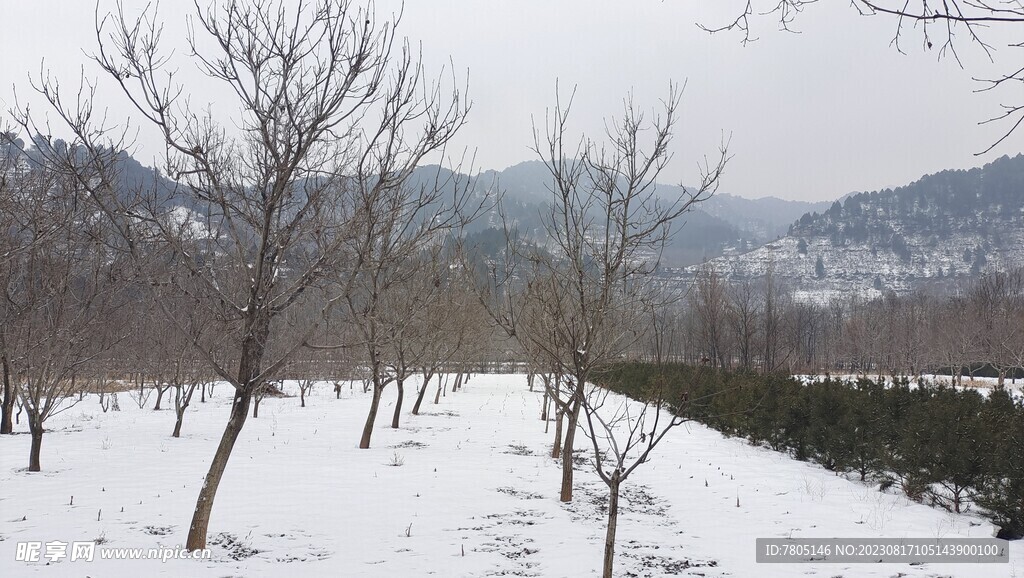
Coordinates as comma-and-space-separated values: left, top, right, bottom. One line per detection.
6, 0, 475, 551
462, 85, 728, 578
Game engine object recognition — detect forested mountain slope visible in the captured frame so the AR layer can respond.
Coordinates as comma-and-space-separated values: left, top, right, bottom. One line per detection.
682, 155, 1024, 297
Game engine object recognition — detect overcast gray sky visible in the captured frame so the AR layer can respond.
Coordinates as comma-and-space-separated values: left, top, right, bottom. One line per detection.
2, 0, 1021, 202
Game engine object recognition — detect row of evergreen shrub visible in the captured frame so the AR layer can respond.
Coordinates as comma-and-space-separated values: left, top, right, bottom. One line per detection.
596, 363, 1024, 539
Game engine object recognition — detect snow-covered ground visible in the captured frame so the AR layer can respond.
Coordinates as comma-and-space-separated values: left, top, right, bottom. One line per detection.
0, 375, 1019, 577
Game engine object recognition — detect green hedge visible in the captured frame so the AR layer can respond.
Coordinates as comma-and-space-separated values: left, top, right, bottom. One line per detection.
596, 362, 1024, 539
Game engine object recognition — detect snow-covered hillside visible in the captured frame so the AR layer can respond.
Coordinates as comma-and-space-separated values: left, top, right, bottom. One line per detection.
1, 376, 1018, 577
675, 155, 1024, 296
680, 228, 1024, 298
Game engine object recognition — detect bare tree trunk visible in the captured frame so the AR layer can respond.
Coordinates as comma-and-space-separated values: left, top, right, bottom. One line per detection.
172, 385, 195, 438
412, 370, 432, 415
250, 382, 283, 418
391, 378, 404, 429
550, 374, 562, 456
433, 375, 444, 404
300, 387, 306, 408
28, 419, 43, 472
452, 372, 463, 393
552, 408, 563, 458
0, 353, 13, 434
185, 304, 270, 551
153, 385, 166, 410
172, 411, 185, 438
560, 395, 582, 502
359, 385, 383, 449
185, 389, 251, 550
602, 472, 621, 578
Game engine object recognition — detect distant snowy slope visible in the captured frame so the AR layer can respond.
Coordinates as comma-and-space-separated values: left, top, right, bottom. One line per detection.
683, 155, 1024, 295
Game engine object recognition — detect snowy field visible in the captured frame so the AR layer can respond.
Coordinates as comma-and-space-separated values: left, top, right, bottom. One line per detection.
1, 374, 1020, 577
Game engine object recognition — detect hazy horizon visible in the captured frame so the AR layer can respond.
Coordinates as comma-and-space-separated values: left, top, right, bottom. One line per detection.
472, 157, 998, 205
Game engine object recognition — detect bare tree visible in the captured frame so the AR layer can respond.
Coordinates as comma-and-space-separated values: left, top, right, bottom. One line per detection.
481, 84, 727, 508
971, 270, 1024, 387
20, 0, 473, 550
3, 146, 128, 471
378, 248, 450, 428
408, 266, 476, 416
1003, 277, 1024, 384
928, 296, 979, 386
727, 279, 761, 371
692, 265, 730, 369
172, 375, 205, 438
143, 293, 214, 437
581, 377, 690, 578
297, 378, 315, 408
251, 380, 272, 419
338, 166, 481, 447
544, 371, 565, 454
522, 85, 725, 576
759, 265, 786, 372
0, 131, 33, 434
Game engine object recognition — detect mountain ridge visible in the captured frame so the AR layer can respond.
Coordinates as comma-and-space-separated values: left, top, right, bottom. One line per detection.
469, 159, 832, 266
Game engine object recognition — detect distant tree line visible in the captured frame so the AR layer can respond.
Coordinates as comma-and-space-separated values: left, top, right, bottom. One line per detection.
648, 267, 1024, 385
598, 363, 1024, 539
